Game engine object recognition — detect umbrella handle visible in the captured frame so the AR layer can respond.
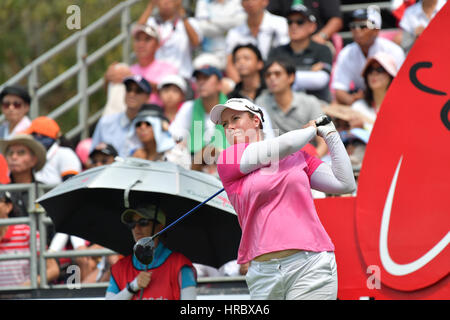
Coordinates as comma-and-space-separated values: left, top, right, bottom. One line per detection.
151, 187, 226, 241
124, 179, 142, 208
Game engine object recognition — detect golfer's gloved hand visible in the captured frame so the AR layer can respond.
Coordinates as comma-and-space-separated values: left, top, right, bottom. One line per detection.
315, 116, 337, 138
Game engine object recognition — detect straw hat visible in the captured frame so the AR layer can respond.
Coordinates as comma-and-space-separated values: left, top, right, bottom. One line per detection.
0, 134, 47, 171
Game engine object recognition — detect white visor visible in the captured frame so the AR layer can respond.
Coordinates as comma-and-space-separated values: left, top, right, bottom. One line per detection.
210, 98, 265, 126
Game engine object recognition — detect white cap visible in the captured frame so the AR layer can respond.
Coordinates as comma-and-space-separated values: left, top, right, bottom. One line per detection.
210, 98, 265, 125
157, 74, 187, 94
131, 23, 159, 41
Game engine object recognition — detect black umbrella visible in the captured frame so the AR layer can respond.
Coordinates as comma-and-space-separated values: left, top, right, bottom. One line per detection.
37, 158, 241, 269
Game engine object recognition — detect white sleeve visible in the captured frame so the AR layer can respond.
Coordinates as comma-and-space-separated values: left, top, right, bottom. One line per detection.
293, 70, 330, 91
180, 286, 197, 300
240, 126, 317, 174
331, 48, 352, 91
187, 17, 204, 43
48, 233, 69, 252
168, 101, 194, 143
105, 278, 137, 300
70, 235, 87, 249
310, 133, 356, 194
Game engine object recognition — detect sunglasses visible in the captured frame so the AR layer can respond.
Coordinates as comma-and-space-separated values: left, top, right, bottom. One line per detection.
135, 121, 151, 128
2, 101, 24, 109
126, 86, 146, 94
367, 66, 387, 74
287, 18, 306, 26
243, 104, 265, 123
126, 218, 151, 230
349, 21, 372, 30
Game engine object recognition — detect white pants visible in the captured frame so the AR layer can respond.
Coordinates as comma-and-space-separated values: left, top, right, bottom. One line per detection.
245, 251, 338, 300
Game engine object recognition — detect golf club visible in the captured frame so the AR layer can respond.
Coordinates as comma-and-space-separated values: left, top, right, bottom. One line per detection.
133, 115, 333, 298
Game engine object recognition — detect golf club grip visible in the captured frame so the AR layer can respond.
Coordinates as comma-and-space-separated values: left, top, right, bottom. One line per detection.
315, 115, 332, 127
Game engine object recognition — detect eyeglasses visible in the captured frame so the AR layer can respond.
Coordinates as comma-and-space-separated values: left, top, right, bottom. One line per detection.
2, 101, 24, 109
5, 148, 30, 157
135, 121, 151, 128
367, 66, 387, 74
287, 18, 306, 26
126, 86, 145, 94
349, 20, 377, 30
126, 218, 151, 230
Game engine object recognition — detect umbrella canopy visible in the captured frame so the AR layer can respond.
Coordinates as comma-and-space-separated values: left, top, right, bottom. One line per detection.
37, 158, 241, 268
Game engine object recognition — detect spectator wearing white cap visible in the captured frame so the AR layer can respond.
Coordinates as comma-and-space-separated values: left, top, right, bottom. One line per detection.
332, 5, 405, 105
349, 51, 399, 133
157, 74, 187, 123
103, 23, 179, 116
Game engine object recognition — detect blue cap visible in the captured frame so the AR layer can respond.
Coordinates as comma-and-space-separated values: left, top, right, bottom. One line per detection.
123, 75, 152, 94
193, 66, 223, 80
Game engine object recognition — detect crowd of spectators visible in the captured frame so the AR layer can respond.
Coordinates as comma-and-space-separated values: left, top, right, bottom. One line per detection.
0, 0, 446, 288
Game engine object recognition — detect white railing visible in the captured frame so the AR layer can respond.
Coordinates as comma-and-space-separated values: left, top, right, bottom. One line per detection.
0, 0, 142, 140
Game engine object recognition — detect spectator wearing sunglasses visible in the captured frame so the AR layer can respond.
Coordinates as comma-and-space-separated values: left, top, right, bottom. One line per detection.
332, 5, 405, 105
106, 204, 197, 300
0, 85, 32, 139
268, 3, 333, 102
91, 75, 151, 157
349, 51, 399, 133
130, 104, 191, 169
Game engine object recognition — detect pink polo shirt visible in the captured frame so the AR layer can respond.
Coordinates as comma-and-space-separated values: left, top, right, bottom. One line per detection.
217, 143, 335, 264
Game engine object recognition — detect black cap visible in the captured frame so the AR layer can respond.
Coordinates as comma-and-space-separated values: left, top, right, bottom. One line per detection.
0, 85, 31, 105
137, 104, 170, 123
288, 4, 316, 22
123, 75, 152, 94
89, 143, 118, 159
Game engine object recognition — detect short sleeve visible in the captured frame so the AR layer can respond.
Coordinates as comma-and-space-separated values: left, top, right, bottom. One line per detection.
302, 150, 323, 178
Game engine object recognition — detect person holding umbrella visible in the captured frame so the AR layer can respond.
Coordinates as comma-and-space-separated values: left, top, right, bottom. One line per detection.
105, 203, 197, 300
210, 98, 356, 299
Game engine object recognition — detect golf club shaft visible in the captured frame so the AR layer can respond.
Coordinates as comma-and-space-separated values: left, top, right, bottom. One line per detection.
151, 187, 225, 241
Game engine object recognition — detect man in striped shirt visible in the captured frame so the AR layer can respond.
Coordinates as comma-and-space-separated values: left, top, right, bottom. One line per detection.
0, 191, 59, 287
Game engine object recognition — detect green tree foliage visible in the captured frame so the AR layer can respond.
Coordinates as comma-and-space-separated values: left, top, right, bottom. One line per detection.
0, 0, 146, 137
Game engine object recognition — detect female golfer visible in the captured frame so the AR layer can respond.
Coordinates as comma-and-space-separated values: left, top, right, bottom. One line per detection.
210, 98, 356, 300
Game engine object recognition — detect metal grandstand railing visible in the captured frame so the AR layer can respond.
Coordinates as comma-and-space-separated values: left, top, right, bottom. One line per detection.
0, 0, 142, 141
0, 184, 117, 292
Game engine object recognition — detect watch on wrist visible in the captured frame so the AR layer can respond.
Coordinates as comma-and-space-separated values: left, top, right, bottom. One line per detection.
319, 32, 328, 40
127, 282, 139, 294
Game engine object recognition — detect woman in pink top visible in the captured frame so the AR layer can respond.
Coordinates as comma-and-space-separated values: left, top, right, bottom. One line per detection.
210, 98, 356, 299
